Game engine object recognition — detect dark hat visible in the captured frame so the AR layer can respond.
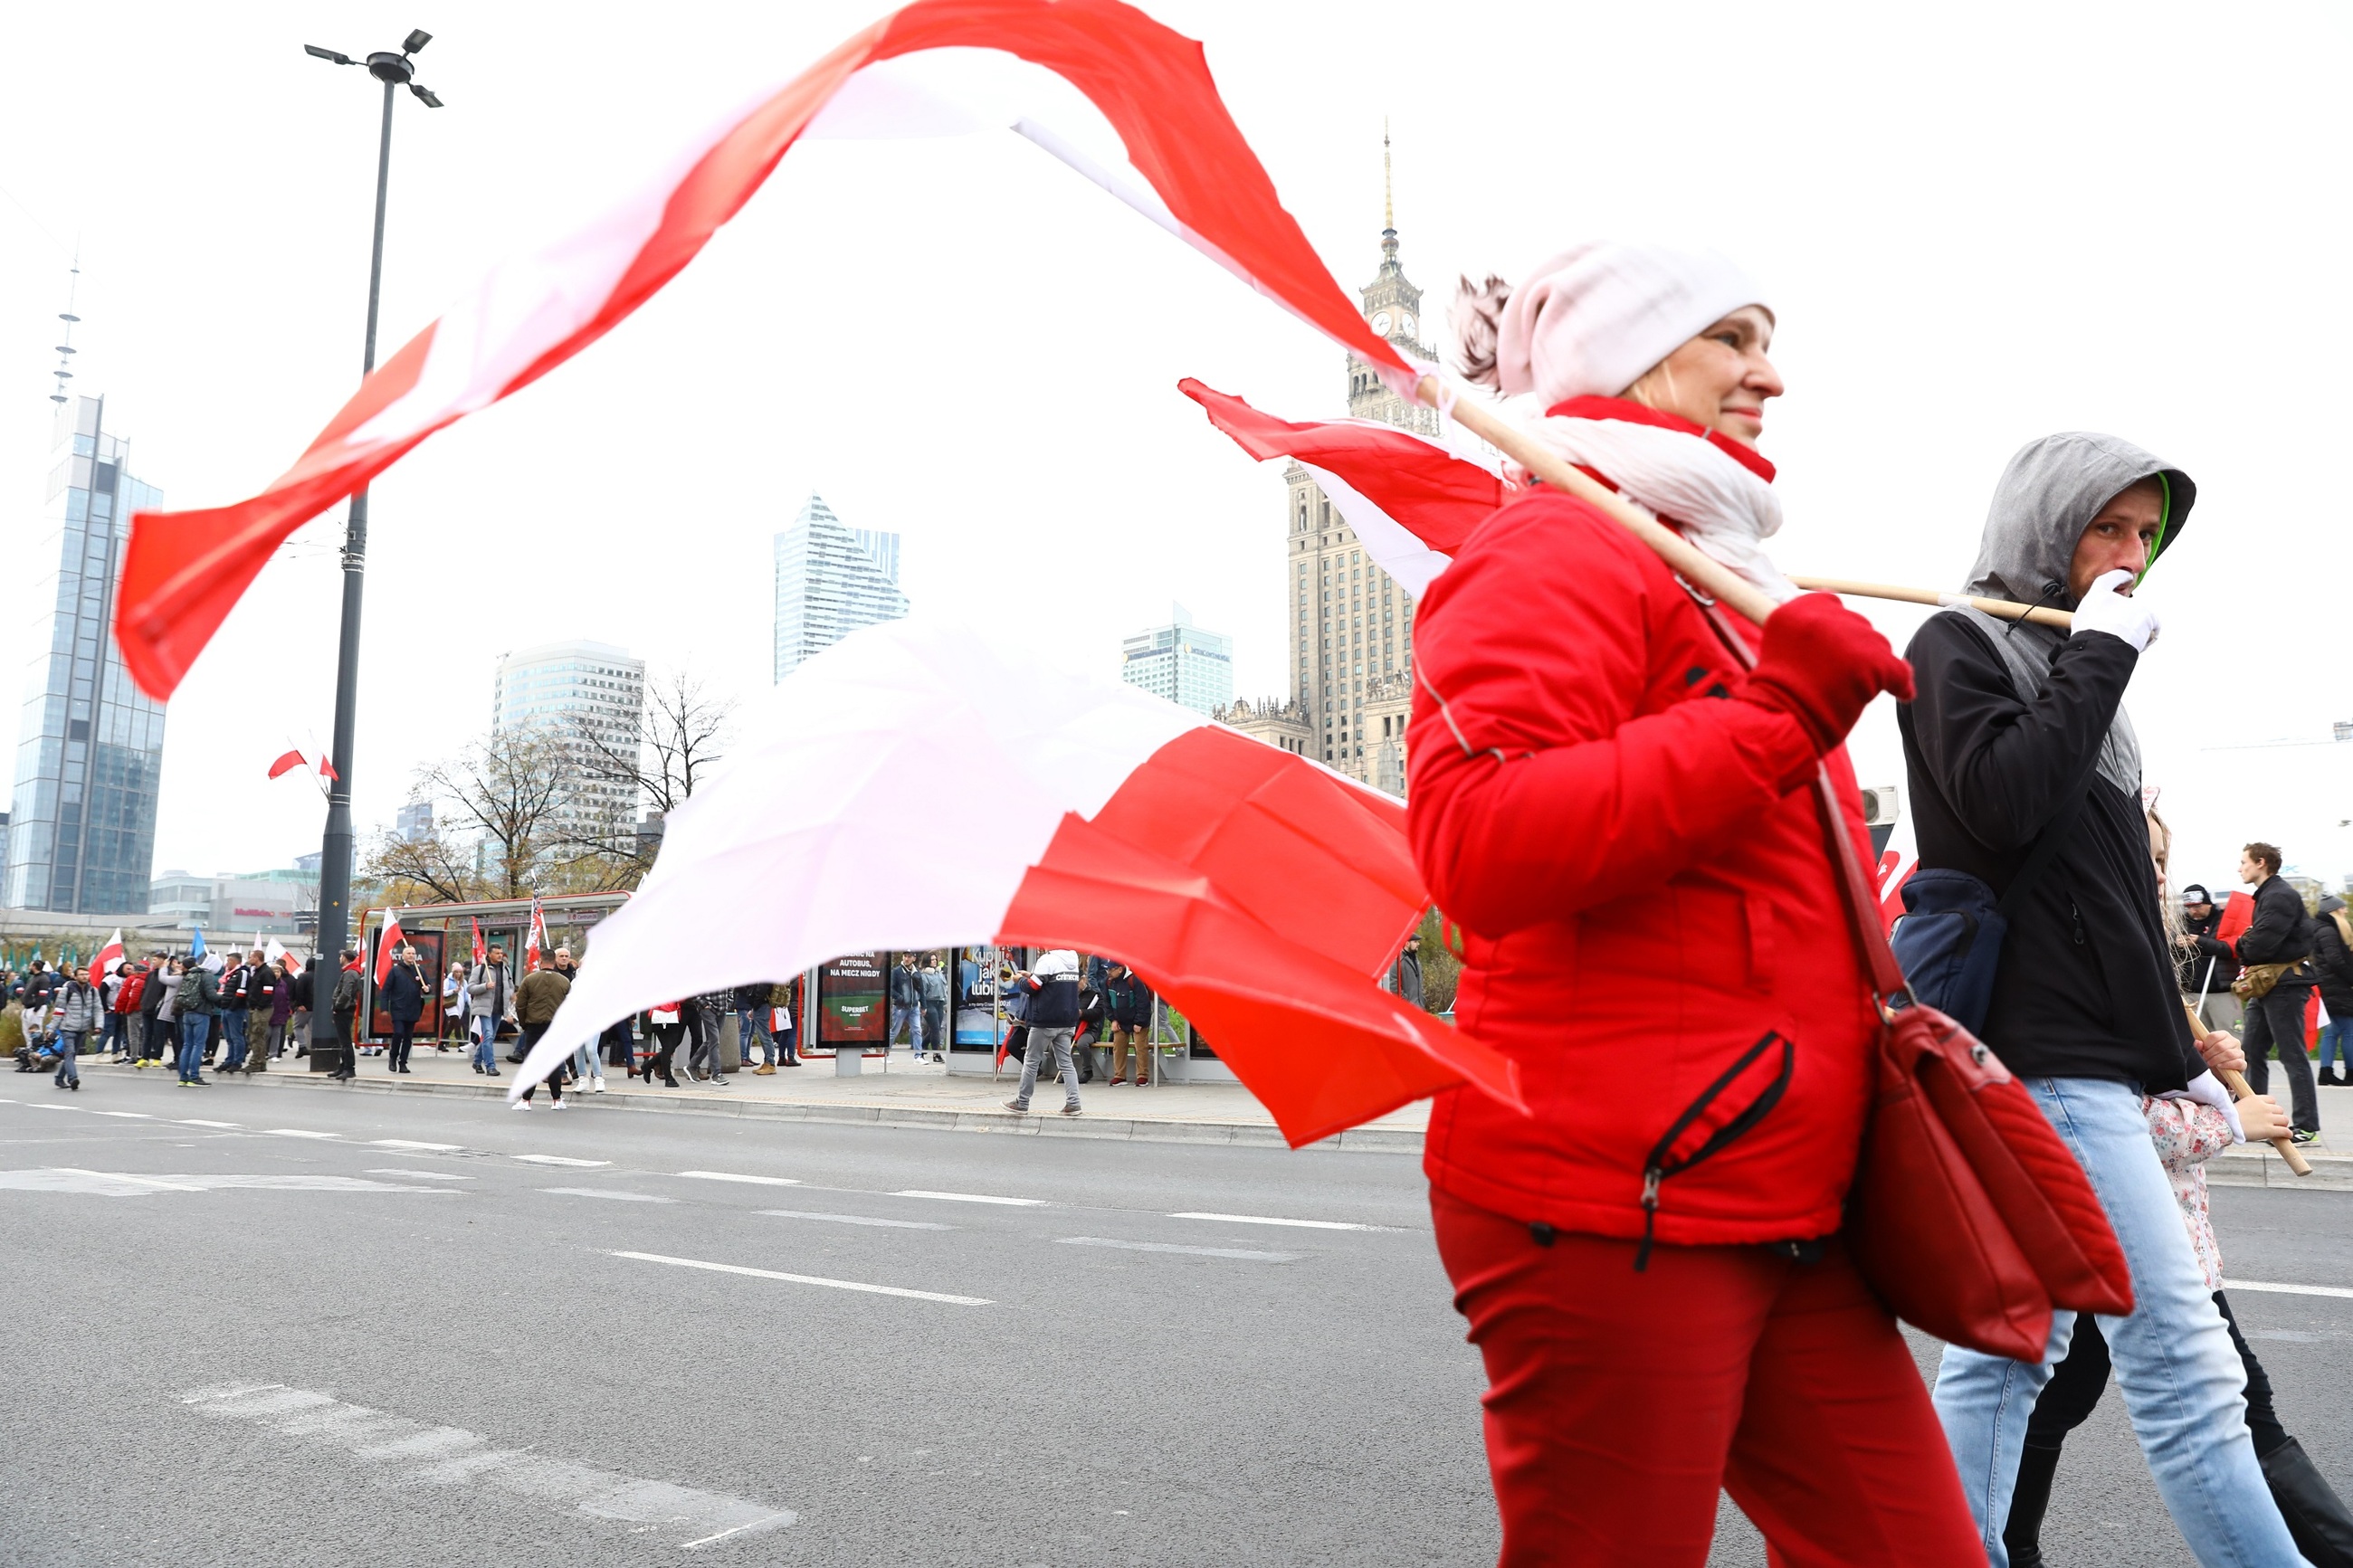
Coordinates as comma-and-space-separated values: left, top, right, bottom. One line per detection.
2179, 883, 2212, 905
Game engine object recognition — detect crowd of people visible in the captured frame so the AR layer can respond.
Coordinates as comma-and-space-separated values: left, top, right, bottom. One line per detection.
8, 947, 310, 1087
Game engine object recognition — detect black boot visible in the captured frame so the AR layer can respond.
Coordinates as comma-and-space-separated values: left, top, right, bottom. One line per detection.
2003, 1440, 2062, 1568
2262, 1438, 2353, 1567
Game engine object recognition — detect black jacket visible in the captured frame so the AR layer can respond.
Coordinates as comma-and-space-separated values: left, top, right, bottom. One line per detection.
1024, 966, 1081, 1029
379, 961, 426, 1024
2177, 908, 2241, 996
1103, 970, 1155, 1030
2237, 876, 2315, 990
1899, 613, 2198, 1090
2311, 898, 2353, 1014
218, 964, 252, 1012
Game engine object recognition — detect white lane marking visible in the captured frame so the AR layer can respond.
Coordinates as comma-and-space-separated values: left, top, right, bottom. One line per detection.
1168, 1211, 1383, 1231
373, 1138, 461, 1151
20, 1103, 75, 1111
675, 1170, 801, 1187
891, 1188, 1044, 1206
88, 1110, 154, 1119
758, 1209, 951, 1231
367, 1168, 476, 1181
178, 1119, 243, 1129
0, 1169, 452, 1196
614, 1250, 992, 1306
262, 1128, 339, 1140
511, 1154, 609, 1167
180, 1382, 794, 1547
2228, 1278, 2353, 1300
541, 1187, 674, 1203
1059, 1235, 1303, 1263
52, 1167, 205, 1193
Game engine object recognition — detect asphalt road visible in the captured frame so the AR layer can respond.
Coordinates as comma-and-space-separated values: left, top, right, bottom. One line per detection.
4, 1070, 2348, 1566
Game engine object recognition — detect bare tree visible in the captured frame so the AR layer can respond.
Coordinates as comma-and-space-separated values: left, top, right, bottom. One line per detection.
567, 669, 733, 820
362, 727, 578, 905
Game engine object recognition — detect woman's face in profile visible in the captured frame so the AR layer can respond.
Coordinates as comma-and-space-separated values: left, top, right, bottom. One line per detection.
1628, 305, 1782, 448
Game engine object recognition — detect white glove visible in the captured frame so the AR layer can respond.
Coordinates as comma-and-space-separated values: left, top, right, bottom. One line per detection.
2071, 567, 2159, 653
2171, 1069, 2246, 1144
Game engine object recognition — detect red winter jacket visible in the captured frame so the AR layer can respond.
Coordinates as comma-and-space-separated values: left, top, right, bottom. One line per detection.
1407, 489, 1881, 1249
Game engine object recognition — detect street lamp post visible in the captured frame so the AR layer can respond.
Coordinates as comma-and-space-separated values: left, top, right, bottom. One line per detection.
302, 31, 443, 1074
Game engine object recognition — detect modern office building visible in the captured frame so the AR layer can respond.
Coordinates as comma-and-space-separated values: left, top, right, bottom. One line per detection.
395, 801, 434, 841
148, 868, 307, 938
491, 639, 645, 851
1121, 603, 1234, 716
773, 493, 910, 680
5, 394, 167, 912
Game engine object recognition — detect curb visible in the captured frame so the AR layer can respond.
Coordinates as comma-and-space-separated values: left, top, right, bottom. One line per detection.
195, 1066, 1427, 1155
2210, 1145, 2351, 1192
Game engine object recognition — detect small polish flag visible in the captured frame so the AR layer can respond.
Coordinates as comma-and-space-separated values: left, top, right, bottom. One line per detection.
93, 928, 125, 979
524, 897, 548, 974
507, 614, 1523, 1145
471, 917, 486, 967
376, 908, 406, 987
267, 749, 310, 780
264, 936, 302, 976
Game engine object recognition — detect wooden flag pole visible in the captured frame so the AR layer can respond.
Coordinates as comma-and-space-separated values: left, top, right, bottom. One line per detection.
1790, 576, 2073, 632
2184, 1000, 2313, 1176
1410, 375, 2072, 633
1414, 375, 1782, 625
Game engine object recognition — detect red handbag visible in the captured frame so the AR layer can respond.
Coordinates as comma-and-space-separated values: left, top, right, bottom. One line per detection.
1686, 585, 2131, 1362
1810, 766, 2133, 1362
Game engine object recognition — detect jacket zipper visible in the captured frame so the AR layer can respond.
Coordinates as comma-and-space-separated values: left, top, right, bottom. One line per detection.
1634, 1030, 1795, 1270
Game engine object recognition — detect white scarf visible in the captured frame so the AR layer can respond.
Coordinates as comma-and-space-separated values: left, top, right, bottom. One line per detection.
1516, 414, 1802, 603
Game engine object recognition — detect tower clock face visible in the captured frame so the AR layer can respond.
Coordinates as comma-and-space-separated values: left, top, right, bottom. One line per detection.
1399, 311, 1415, 337
1370, 309, 1393, 337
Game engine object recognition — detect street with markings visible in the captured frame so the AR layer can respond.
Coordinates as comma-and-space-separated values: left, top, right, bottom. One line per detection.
5, 1071, 2349, 1565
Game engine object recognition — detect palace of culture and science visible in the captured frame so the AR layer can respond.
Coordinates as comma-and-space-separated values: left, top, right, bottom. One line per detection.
1220, 171, 1436, 798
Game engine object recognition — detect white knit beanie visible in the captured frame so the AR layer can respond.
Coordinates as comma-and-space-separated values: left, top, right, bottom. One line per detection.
1493, 242, 1769, 406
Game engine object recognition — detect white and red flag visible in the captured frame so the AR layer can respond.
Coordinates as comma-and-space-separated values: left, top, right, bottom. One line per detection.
114, 0, 1424, 700
264, 936, 302, 976
524, 898, 548, 974
512, 616, 1523, 1146
471, 917, 487, 968
93, 929, 125, 979
266, 749, 338, 783
376, 909, 406, 987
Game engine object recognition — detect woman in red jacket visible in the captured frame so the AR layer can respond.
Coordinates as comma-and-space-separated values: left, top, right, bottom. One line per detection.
1411, 243, 1977, 1565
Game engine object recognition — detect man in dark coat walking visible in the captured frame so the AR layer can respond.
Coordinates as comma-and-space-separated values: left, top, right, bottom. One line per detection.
2312, 894, 2353, 1087
2234, 841, 2320, 1140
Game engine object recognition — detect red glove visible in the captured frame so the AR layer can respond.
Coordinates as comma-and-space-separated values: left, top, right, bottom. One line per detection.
1736, 593, 1915, 751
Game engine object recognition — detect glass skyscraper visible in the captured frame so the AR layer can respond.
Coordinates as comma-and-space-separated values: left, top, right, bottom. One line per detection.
1120, 603, 1234, 716
773, 493, 909, 681
5, 394, 167, 913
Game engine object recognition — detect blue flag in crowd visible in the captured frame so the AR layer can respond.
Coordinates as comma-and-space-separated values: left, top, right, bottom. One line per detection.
190, 928, 206, 961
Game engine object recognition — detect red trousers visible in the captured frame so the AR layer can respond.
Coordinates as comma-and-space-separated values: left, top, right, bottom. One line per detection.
1432, 1190, 1985, 1567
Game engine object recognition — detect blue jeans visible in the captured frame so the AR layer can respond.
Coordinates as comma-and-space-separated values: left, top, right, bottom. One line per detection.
177, 1015, 210, 1080
738, 1007, 778, 1065
53, 1028, 83, 1085
221, 1010, 249, 1069
1931, 1077, 2302, 1566
472, 1015, 498, 1073
2319, 1018, 2348, 1076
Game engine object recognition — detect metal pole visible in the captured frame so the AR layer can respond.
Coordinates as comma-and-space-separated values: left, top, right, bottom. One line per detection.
311, 78, 396, 1074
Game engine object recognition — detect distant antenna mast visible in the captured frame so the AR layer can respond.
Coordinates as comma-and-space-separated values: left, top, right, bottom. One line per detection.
1383, 118, 1394, 232
49, 256, 81, 404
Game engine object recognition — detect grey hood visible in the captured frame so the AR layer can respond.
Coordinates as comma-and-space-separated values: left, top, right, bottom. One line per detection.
1964, 432, 2195, 609
1956, 432, 2196, 799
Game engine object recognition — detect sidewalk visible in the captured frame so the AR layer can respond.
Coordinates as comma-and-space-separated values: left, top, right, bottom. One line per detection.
129, 1043, 1433, 1154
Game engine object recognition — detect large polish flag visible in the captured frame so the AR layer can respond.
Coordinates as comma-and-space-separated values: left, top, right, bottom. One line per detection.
511, 616, 1523, 1146
115, 0, 1425, 701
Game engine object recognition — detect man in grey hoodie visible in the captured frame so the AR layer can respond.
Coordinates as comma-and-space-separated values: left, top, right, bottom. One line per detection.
1905, 433, 2306, 1566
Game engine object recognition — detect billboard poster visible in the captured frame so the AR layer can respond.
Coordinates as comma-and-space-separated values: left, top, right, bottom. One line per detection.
817, 952, 889, 1045
952, 945, 1010, 1050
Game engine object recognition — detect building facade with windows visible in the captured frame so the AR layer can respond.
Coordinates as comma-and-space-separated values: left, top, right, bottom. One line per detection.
1121, 603, 1234, 716
1261, 200, 1435, 794
491, 640, 645, 851
5, 394, 167, 912
773, 493, 910, 681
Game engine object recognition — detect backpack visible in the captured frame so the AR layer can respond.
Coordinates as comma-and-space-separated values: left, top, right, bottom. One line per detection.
176, 971, 208, 1012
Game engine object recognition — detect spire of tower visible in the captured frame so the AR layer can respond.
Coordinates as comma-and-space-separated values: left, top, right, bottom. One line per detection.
49, 255, 81, 405
1382, 118, 1394, 233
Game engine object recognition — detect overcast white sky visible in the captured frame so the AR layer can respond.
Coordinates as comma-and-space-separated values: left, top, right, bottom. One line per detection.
2, 0, 2348, 898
